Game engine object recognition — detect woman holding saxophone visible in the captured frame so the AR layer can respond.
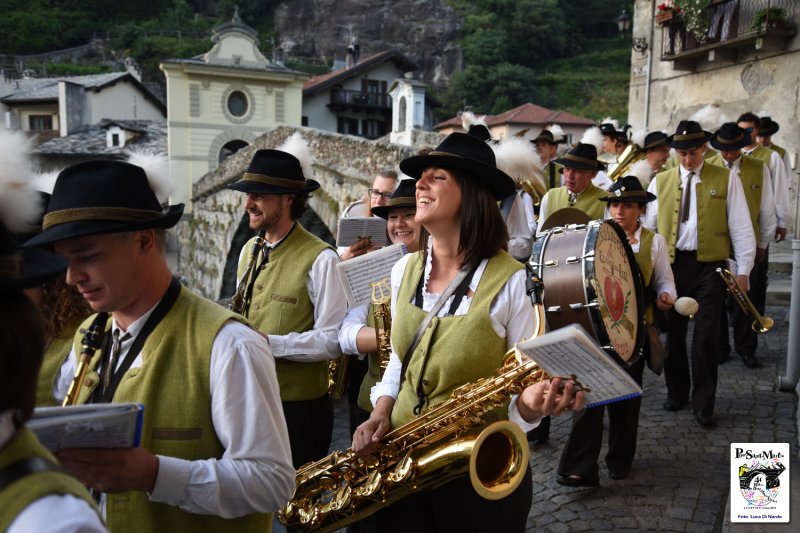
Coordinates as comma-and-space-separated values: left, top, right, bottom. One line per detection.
338, 179, 422, 429
352, 133, 585, 532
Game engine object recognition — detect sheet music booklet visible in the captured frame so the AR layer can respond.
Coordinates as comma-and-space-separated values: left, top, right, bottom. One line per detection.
336, 216, 389, 248
337, 243, 407, 307
29, 402, 144, 452
516, 325, 642, 408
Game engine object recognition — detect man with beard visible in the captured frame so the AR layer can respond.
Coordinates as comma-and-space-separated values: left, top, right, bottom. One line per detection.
229, 133, 347, 468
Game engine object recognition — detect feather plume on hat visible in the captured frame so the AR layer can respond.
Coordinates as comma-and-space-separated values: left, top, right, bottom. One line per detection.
0, 129, 39, 231
600, 117, 620, 130
546, 124, 565, 143
492, 136, 544, 185
690, 104, 726, 132
461, 111, 489, 132
628, 159, 655, 190
126, 148, 172, 204
630, 128, 648, 148
580, 126, 604, 154
31, 169, 60, 196
277, 132, 314, 181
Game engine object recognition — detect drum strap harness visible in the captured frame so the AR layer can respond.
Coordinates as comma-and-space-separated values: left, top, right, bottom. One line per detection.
399, 261, 480, 415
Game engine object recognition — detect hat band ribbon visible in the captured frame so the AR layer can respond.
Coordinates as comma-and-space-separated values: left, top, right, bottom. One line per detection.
388, 196, 416, 207
0, 256, 22, 279
564, 153, 599, 166
242, 173, 307, 190
673, 132, 707, 141
716, 133, 744, 145
43, 207, 163, 229
610, 190, 649, 199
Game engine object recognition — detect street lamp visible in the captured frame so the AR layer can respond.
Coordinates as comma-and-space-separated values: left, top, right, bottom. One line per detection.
617, 9, 632, 35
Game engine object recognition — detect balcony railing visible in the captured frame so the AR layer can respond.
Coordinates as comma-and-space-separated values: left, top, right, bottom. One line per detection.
328, 89, 390, 110
660, 0, 797, 62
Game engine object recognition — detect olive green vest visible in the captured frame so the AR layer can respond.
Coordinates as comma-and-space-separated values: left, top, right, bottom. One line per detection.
390, 251, 522, 428
769, 143, 786, 159
707, 153, 763, 239
238, 223, 334, 401
655, 164, 731, 263
633, 227, 655, 324
545, 184, 607, 220
0, 427, 99, 531
745, 144, 774, 167
356, 304, 380, 413
35, 320, 82, 407
71, 287, 270, 533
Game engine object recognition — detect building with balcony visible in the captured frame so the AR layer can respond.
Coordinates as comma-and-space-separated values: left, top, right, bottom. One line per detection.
302, 48, 432, 139
627, 0, 798, 228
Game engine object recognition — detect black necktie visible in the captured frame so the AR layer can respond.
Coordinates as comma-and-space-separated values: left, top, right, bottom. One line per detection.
568, 192, 578, 205
104, 329, 131, 392
681, 172, 695, 223
726, 161, 733, 169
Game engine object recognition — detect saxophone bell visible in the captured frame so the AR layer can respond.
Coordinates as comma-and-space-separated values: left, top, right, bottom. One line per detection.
716, 267, 773, 333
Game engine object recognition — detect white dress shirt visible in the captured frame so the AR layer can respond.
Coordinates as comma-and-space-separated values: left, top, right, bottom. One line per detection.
339, 303, 370, 358
505, 191, 535, 261
727, 156, 777, 249
643, 162, 756, 276
53, 310, 296, 518
744, 146, 791, 228
370, 239, 541, 431
1, 411, 108, 533
629, 226, 677, 300
238, 228, 346, 363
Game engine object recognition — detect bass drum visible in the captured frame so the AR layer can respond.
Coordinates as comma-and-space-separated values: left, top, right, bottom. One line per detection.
530, 219, 645, 365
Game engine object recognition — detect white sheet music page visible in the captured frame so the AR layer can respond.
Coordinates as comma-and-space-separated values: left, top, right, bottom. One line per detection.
337, 243, 406, 307
336, 216, 389, 247
516, 324, 642, 408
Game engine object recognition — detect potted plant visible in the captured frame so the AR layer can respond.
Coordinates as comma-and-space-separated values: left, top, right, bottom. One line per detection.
750, 7, 793, 31
656, 1, 682, 24
674, 0, 710, 43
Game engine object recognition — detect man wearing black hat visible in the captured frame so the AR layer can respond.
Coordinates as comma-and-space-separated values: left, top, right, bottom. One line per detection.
737, 112, 790, 243
532, 128, 564, 191
643, 131, 672, 176
643, 120, 756, 428
228, 134, 347, 469
598, 121, 626, 175
538, 143, 608, 229
26, 160, 295, 532
758, 116, 793, 183
707, 123, 777, 368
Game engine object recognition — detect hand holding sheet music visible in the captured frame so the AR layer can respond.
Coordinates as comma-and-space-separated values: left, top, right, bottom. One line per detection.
29, 403, 144, 452
336, 216, 389, 248
337, 243, 407, 306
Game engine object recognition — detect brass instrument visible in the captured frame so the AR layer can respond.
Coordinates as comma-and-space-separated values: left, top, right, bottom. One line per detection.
229, 229, 266, 315
521, 177, 547, 207
716, 267, 774, 333
370, 278, 392, 377
279, 306, 557, 532
62, 312, 109, 406
328, 354, 351, 400
608, 143, 646, 182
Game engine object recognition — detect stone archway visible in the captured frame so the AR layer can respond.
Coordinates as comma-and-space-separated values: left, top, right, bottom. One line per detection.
208, 127, 259, 169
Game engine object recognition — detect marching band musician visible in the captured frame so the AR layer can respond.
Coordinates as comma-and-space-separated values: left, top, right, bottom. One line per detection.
339, 169, 400, 260
26, 159, 295, 532
352, 132, 585, 532
642, 131, 672, 176
228, 133, 347, 469
644, 120, 755, 429
338, 179, 422, 430
557, 175, 677, 487
706, 123, 777, 369
532, 125, 565, 191
538, 142, 608, 229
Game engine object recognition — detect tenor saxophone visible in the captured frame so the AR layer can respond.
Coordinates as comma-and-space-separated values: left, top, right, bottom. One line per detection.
280, 306, 553, 532
62, 312, 109, 406
229, 229, 266, 315
371, 279, 392, 377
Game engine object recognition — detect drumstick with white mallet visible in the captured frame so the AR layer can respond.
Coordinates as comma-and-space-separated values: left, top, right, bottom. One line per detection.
674, 297, 699, 319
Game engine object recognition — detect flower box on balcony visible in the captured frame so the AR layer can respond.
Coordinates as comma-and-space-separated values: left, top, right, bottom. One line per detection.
656, 9, 680, 25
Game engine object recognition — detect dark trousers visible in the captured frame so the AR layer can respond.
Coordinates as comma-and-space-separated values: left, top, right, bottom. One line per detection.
282, 393, 334, 469
369, 463, 533, 533
665, 251, 727, 415
558, 357, 645, 479
719, 247, 768, 358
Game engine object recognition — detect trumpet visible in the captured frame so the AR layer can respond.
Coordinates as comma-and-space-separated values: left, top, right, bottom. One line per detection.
716, 268, 773, 333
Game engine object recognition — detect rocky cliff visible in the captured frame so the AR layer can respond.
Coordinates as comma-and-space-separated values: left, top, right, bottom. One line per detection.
274, 0, 462, 88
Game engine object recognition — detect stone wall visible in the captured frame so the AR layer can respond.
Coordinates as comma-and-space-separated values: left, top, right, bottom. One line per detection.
178, 125, 436, 299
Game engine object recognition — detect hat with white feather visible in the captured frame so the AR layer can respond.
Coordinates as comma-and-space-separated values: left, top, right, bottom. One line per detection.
24, 149, 183, 247
228, 132, 320, 195
461, 111, 493, 142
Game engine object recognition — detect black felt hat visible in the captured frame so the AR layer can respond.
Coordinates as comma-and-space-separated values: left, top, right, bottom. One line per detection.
759, 116, 779, 137
467, 124, 492, 142
228, 149, 320, 195
1, 219, 66, 292
599, 175, 656, 204
399, 132, 515, 200
24, 160, 184, 247
553, 143, 606, 171
667, 120, 713, 149
532, 129, 559, 145
371, 179, 417, 219
599, 123, 620, 137
643, 131, 668, 150
711, 122, 750, 152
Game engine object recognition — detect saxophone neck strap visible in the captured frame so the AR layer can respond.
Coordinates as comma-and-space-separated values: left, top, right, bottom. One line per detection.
400, 260, 479, 415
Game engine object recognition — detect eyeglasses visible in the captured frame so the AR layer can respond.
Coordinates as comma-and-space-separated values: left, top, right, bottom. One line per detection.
368, 189, 393, 200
